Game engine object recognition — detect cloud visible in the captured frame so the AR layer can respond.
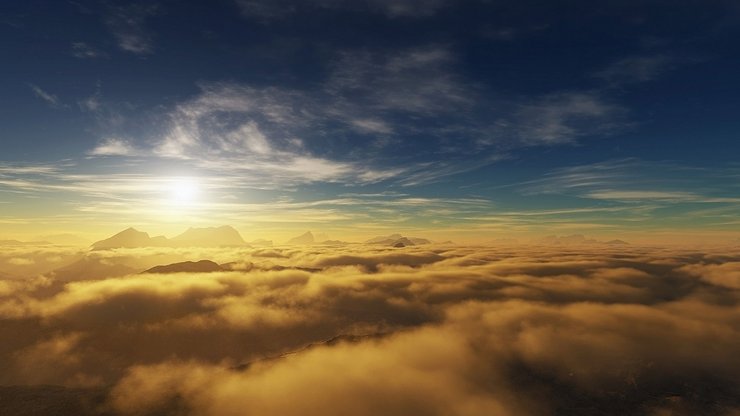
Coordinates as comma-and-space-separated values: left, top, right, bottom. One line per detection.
109, 46, 479, 186
595, 55, 676, 86
0, 160, 499, 229
680, 262, 740, 289
585, 190, 701, 201
70, 42, 103, 59
80, 46, 482, 187
325, 46, 472, 120
88, 138, 138, 156
511, 92, 624, 144
78, 95, 101, 112
152, 83, 387, 185
311, 251, 445, 271
234, 0, 451, 19
0, 164, 62, 175
97, 251, 738, 416
29, 84, 62, 108
369, 0, 449, 17
519, 159, 740, 214
105, 4, 158, 54
8, 257, 34, 266
79, 43, 643, 193
0, 244, 738, 415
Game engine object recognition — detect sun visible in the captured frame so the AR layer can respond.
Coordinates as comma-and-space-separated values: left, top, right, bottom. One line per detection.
168, 178, 200, 205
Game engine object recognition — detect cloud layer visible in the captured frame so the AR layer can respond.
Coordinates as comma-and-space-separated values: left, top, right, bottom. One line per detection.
0, 243, 738, 414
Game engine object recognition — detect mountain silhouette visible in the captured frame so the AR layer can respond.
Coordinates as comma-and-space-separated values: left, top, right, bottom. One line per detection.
314, 232, 330, 242
91, 228, 162, 250
35, 233, 89, 245
366, 233, 404, 244
169, 226, 246, 247
287, 231, 314, 245
366, 234, 431, 246
143, 260, 224, 274
91, 226, 247, 250
0, 239, 52, 246
540, 235, 630, 245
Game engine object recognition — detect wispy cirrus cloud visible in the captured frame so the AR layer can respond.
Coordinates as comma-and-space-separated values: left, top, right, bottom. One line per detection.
88, 138, 138, 157
70, 42, 104, 59
235, 0, 451, 19
594, 54, 677, 86
520, 159, 740, 204
508, 92, 624, 144
326, 46, 472, 117
0, 160, 497, 232
29, 84, 62, 108
105, 3, 158, 54
83, 46, 477, 187
151, 83, 398, 186
87, 44, 630, 190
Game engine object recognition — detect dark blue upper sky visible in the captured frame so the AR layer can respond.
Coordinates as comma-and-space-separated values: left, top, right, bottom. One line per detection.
1, 0, 739, 241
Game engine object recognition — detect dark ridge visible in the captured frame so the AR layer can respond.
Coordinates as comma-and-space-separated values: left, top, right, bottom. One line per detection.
143, 260, 224, 274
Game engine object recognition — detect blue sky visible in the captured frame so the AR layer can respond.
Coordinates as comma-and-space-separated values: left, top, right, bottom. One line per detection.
1, 0, 739, 242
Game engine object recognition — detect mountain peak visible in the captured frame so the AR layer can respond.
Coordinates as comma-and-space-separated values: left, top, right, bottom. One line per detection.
91, 225, 247, 250
143, 260, 224, 274
287, 231, 315, 245
91, 227, 152, 250
169, 226, 246, 247
366, 234, 431, 246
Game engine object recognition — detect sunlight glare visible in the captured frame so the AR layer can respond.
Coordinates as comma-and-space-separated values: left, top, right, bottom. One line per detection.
169, 178, 200, 205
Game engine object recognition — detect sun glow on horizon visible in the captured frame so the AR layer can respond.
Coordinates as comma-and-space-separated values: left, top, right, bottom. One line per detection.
168, 177, 201, 206
152, 177, 206, 223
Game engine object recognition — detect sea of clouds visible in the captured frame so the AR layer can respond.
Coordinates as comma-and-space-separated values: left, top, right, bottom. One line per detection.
0, 243, 738, 415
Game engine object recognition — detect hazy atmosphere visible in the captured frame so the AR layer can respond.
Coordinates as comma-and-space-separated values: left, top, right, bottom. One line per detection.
1, 0, 739, 415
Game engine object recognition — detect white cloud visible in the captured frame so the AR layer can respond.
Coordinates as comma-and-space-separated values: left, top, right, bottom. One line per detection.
80, 45, 647, 190
585, 190, 700, 201
223, 122, 272, 155
150, 84, 367, 185
519, 159, 740, 213
88, 138, 138, 157
350, 119, 394, 134
29, 84, 61, 108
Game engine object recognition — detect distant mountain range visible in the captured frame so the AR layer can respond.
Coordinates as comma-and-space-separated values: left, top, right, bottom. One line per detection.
0, 239, 51, 246
0, 234, 90, 247
287, 231, 315, 245
539, 235, 629, 245
91, 226, 247, 250
35, 233, 90, 245
282, 231, 434, 247
285, 231, 349, 246
365, 234, 431, 247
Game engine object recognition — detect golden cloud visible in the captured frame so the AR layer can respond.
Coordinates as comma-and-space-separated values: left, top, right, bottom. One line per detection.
0, 244, 737, 414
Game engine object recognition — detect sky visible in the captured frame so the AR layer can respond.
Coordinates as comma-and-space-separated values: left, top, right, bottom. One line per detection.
1, 0, 740, 243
